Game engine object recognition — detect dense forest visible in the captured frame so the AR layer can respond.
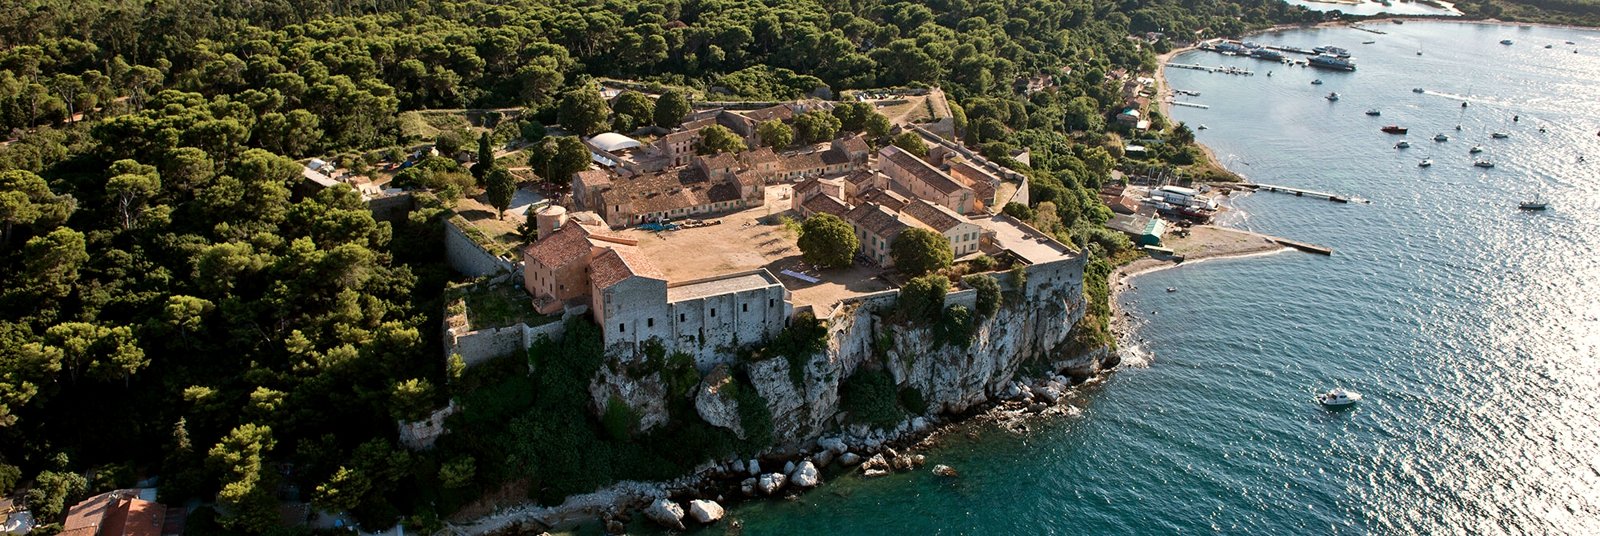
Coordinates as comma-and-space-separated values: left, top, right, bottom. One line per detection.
0, 0, 1335, 532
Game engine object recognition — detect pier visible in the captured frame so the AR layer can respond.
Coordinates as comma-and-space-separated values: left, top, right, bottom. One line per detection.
1268, 236, 1334, 256
1238, 182, 1366, 204
1169, 101, 1210, 109
1164, 63, 1255, 75
1262, 45, 1319, 56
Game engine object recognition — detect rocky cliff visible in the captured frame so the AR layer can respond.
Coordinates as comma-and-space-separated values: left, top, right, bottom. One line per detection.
592, 254, 1112, 448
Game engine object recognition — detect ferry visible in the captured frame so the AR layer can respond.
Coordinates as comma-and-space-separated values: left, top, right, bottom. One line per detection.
1314, 45, 1352, 58
1381, 125, 1408, 134
1309, 54, 1357, 71
1492, 132, 1510, 139
1326, 92, 1341, 101
1434, 133, 1450, 142
1501, 39, 1515, 45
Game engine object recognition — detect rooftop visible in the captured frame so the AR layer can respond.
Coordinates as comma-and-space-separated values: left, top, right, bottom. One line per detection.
900, 199, 970, 232
880, 145, 968, 195
590, 246, 666, 289
589, 132, 643, 152
666, 270, 782, 302
973, 214, 1076, 264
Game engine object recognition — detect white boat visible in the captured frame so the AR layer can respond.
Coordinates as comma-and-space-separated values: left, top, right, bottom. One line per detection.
1474, 159, 1495, 168
1395, 140, 1411, 149
1469, 145, 1484, 154
1419, 159, 1433, 167
1492, 132, 1510, 139
1312, 79, 1324, 85
1519, 199, 1548, 210
1434, 133, 1450, 142
1318, 388, 1362, 408
1198, 124, 1209, 130
1366, 109, 1381, 116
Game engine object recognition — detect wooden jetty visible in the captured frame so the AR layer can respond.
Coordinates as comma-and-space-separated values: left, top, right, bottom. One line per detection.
1239, 182, 1361, 203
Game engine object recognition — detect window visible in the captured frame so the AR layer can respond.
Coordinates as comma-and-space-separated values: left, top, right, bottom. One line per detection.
619, 323, 626, 332
742, 303, 748, 312
769, 298, 775, 307
680, 313, 686, 322
710, 308, 717, 318
647, 318, 654, 328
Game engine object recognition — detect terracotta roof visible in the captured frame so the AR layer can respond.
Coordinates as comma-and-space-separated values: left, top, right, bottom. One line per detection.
801, 193, 850, 219
783, 152, 824, 172
835, 135, 870, 155
742, 104, 794, 123
590, 246, 665, 290
881, 145, 968, 196
845, 203, 915, 238
698, 152, 737, 170
680, 117, 717, 131
575, 169, 612, 188
741, 147, 780, 166
820, 148, 851, 165
524, 223, 595, 269
661, 129, 701, 145
734, 170, 765, 187
857, 187, 909, 211
63, 490, 167, 536
901, 199, 969, 232
845, 170, 880, 187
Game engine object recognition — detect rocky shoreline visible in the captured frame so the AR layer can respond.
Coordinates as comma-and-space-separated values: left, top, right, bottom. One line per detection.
452, 348, 1119, 535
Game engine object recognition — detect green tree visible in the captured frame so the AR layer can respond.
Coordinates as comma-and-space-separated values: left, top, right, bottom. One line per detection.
797, 213, 858, 269
485, 166, 518, 220
964, 273, 1002, 318
891, 131, 929, 158
208, 423, 278, 533
557, 86, 611, 136
25, 467, 87, 520
793, 111, 842, 144
612, 91, 654, 132
696, 125, 746, 155
898, 274, 949, 322
865, 112, 893, 139
313, 466, 371, 513
0, 169, 74, 250
105, 159, 160, 230
891, 228, 954, 277
434, 131, 466, 157
756, 119, 793, 149
439, 456, 476, 489
653, 89, 690, 128
1002, 202, 1033, 221
470, 132, 494, 182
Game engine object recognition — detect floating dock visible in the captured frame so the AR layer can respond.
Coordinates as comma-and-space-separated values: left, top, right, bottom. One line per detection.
1238, 182, 1364, 203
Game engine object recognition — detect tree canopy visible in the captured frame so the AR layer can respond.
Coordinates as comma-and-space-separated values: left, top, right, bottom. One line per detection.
892, 228, 955, 277
797, 214, 858, 269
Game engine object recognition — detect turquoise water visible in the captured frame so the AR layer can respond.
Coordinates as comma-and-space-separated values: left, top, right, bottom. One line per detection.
716, 22, 1600, 534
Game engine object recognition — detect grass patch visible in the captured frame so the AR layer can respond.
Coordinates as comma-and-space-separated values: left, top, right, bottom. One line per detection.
460, 283, 551, 329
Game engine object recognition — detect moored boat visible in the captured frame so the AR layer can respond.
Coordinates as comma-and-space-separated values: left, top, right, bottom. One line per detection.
1474, 159, 1494, 168
1501, 39, 1515, 45
1492, 132, 1510, 139
1419, 159, 1433, 167
1519, 200, 1548, 210
1395, 140, 1411, 149
1326, 92, 1341, 101
1366, 109, 1381, 116
1469, 145, 1484, 154
1434, 133, 1450, 142
1311, 79, 1324, 85
1381, 125, 1407, 134
1318, 388, 1362, 408
1309, 54, 1356, 71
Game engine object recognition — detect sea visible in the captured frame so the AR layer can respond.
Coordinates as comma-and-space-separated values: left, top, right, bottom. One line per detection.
671, 21, 1600, 535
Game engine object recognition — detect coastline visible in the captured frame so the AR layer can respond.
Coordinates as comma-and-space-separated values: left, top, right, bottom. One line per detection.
1107, 224, 1291, 338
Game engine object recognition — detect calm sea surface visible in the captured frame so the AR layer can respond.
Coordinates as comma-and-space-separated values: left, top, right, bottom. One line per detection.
701, 22, 1600, 535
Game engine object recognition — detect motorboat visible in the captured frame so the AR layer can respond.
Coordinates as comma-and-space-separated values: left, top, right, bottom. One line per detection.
1434, 133, 1450, 142
1469, 145, 1484, 154
1501, 39, 1515, 45
1412, 87, 1425, 93
1395, 140, 1411, 149
1545, 44, 1554, 49
1198, 124, 1209, 130
1474, 159, 1495, 168
1381, 125, 1408, 134
1519, 199, 1548, 210
1312, 79, 1324, 85
1318, 388, 1362, 408
1419, 159, 1433, 167
1492, 132, 1510, 139
1363, 40, 1377, 44
1326, 92, 1341, 101
1366, 109, 1381, 116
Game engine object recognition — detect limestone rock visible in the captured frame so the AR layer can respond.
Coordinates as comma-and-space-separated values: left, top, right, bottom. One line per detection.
839, 452, 863, 466
747, 459, 761, 476
688, 499, 725, 524
863, 468, 889, 478
932, 464, 958, 477
644, 498, 685, 530
860, 453, 889, 472
910, 454, 926, 468
694, 365, 746, 439
819, 437, 848, 454
911, 417, 930, 433
757, 473, 787, 495
589, 366, 670, 433
813, 449, 835, 468
783, 460, 796, 475
740, 478, 756, 495
791, 460, 821, 488
730, 459, 745, 475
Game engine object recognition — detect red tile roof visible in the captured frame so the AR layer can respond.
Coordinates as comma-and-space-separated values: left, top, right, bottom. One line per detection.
880, 145, 968, 195
590, 246, 666, 290
62, 490, 167, 536
523, 223, 595, 269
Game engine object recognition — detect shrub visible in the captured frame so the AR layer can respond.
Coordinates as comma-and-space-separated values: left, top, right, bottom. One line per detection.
898, 274, 949, 322
731, 379, 774, 449
938, 304, 977, 348
841, 368, 902, 427
601, 396, 637, 441
899, 387, 928, 416
969, 254, 997, 272
891, 227, 954, 277
964, 273, 1002, 318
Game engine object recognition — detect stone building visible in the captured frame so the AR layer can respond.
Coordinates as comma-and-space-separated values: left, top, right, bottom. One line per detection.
878, 145, 976, 215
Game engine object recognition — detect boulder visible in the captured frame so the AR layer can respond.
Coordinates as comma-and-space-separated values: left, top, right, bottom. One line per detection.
730, 459, 745, 475
791, 460, 821, 488
644, 498, 685, 531
932, 464, 958, 477
783, 460, 796, 475
740, 478, 756, 495
819, 437, 848, 454
687, 500, 725, 524
890, 454, 912, 472
813, 449, 835, 468
757, 472, 787, 495
748, 459, 761, 476
1035, 385, 1062, 404
863, 468, 889, 478
911, 417, 930, 433
839, 452, 863, 466
860, 453, 889, 472
695, 365, 746, 439
911, 454, 926, 468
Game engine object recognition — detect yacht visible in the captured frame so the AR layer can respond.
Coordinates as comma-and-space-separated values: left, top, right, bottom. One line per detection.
1474, 159, 1495, 168
1366, 109, 1381, 116
1318, 388, 1362, 408
1419, 159, 1433, 167
1326, 92, 1341, 101
1314, 45, 1352, 57
1395, 140, 1411, 149
1469, 145, 1484, 154
1309, 54, 1357, 71
1412, 87, 1425, 93
1492, 132, 1510, 139
1434, 133, 1450, 142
